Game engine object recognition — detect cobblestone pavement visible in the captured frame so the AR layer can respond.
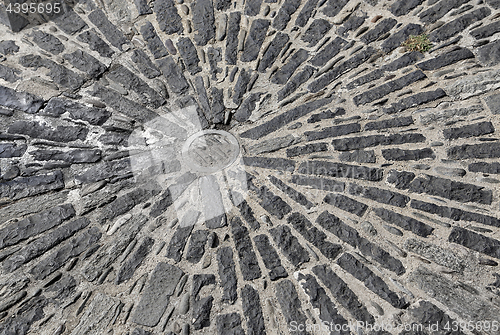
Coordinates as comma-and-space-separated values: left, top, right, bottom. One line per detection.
1, 0, 500, 334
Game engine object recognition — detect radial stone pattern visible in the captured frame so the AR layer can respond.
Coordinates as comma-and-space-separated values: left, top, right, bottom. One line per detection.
1, 0, 500, 334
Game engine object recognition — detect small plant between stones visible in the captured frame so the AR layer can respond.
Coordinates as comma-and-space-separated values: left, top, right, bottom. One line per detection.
402, 34, 433, 52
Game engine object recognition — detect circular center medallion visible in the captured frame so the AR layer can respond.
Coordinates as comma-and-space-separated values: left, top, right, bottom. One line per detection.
181, 129, 240, 174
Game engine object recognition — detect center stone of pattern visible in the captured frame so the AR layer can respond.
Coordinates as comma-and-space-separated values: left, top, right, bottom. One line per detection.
181, 129, 240, 174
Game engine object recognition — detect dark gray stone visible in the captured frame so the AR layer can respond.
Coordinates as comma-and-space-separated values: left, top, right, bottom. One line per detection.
430, 8, 491, 42
8, 120, 88, 142
444, 121, 495, 140
353, 70, 426, 106
382, 51, 424, 71
275, 280, 310, 335
131, 49, 161, 78
225, 12, 241, 65
337, 253, 407, 308
97, 187, 158, 224
186, 230, 208, 264
332, 133, 426, 151
0, 40, 19, 55
237, 200, 260, 230
313, 264, 374, 323
75, 158, 131, 184
346, 69, 385, 90
382, 148, 435, 161
3, 217, 90, 272
372, 207, 434, 237
232, 68, 251, 105
192, 274, 215, 329
471, 20, 500, 39
107, 64, 165, 108
324, 193, 368, 217
484, 92, 500, 114
153, 0, 183, 34
234, 93, 262, 122
131, 262, 184, 327
116, 236, 154, 284
0, 86, 40, 113
448, 142, 500, 159
30, 149, 102, 163
295, 0, 319, 27
134, 0, 152, 15
0, 64, 20, 83
317, 211, 405, 275
0, 143, 26, 158
31, 227, 101, 280
383, 89, 447, 114
63, 50, 107, 78
0, 296, 46, 335
304, 122, 360, 141
272, 0, 301, 30
210, 87, 225, 123
0, 170, 64, 201
43, 97, 111, 125
215, 0, 231, 10
390, 0, 424, 16
348, 183, 410, 207
321, 0, 349, 16
365, 116, 414, 131
19, 55, 84, 91
419, 0, 470, 23
230, 217, 262, 280
291, 175, 345, 193
296, 273, 349, 334
217, 247, 238, 304
269, 175, 314, 209
339, 150, 376, 163
409, 266, 500, 323
156, 56, 189, 94
241, 19, 270, 62
286, 142, 328, 157
191, 0, 215, 46
277, 65, 315, 101
166, 223, 195, 263
469, 162, 500, 174
0, 204, 74, 250
53, 9, 87, 34
244, 0, 262, 16
381, 23, 424, 53
258, 32, 289, 72
241, 97, 334, 139
270, 225, 310, 267
243, 156, 295, 172
287, 212, 342, 259
361, 18, 397, 44
241, 286, 266, 335
256, 185, 292, 219
307, 108, 346, 124
386, 170, 415, 189
78, 29, 115, 58
88, 9, 129, 51
298, 160, 384, 181
409, 174, 492, 205
217, 313, 245, 335
309, 47, 377, 93
253, 234, 288, 280
309, 36, 347, 67
140, 21, 168, 59
31, 30, 64, 54
449, 227, 500, 259
177, 37, 201, 74
337, 13, 367, 37
416, 48, 474, 71
301, 19, 332, 47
